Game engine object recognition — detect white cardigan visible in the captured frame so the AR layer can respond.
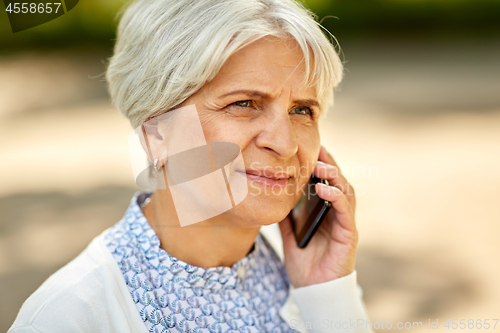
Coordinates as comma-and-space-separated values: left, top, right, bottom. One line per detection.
9, 224, 373, 333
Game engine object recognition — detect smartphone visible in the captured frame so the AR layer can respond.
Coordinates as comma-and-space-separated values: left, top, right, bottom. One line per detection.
291, 175, 332, 248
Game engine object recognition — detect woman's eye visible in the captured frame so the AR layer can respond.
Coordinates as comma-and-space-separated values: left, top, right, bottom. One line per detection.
290, 106, 311, 116
234, 100, 251, 107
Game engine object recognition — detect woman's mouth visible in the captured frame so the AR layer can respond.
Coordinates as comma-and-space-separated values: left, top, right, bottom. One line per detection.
236, 169, 291, 187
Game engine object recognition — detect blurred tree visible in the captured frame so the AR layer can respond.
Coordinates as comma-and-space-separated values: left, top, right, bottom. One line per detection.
303, 0, 500, 40
0, 0, 126, 51
1, 0, 499, 51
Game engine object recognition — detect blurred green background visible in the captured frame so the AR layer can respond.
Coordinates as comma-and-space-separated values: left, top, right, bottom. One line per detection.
1, 1, 500, 332
2, 0, 500, 50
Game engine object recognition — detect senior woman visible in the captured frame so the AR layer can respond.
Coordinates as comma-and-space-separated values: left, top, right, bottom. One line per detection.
10, 0, 373, 332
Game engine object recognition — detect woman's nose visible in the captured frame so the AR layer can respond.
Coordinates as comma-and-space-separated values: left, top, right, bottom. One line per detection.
254, 108, 298, 159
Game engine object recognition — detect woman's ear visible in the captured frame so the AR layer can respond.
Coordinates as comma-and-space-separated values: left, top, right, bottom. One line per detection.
140, 117, 168, 167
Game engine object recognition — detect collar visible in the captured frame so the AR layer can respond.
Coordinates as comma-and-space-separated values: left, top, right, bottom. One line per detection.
108, 191, 263, 291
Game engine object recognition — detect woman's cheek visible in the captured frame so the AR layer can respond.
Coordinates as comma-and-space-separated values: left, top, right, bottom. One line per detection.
202, 117, 249, 145
297, 126, 321, 168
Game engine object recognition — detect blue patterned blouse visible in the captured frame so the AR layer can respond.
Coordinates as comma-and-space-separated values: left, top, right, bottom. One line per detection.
104, 192, 297, 333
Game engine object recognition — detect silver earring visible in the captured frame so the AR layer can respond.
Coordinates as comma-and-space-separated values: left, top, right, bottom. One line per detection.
154, 158, 162, 172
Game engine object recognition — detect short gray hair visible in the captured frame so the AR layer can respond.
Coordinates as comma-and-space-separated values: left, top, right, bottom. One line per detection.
106, 0, 343, 128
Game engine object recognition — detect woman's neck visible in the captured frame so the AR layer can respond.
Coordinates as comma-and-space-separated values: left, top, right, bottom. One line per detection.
142, 190, 260, 268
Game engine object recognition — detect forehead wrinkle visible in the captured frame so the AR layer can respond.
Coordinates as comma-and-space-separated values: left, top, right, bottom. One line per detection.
213, 39, 315, 104
276, 55, 307, 99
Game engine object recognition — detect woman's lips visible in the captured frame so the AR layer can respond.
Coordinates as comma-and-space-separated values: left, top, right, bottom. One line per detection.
236, 170, 290, 187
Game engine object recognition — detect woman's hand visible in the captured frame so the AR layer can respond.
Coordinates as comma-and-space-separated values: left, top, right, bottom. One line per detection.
278, 146, 358, 288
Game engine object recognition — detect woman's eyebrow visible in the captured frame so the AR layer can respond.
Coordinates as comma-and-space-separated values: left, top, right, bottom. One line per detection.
219, 90, 319, 108
219, 89, 271, 99
294, 99, 319, 108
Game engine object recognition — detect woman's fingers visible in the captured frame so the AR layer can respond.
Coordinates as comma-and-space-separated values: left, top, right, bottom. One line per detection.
313, 161, 339, 181
314, 161, 356, 210
314, 146, 356, 211
315, 183, 356, 233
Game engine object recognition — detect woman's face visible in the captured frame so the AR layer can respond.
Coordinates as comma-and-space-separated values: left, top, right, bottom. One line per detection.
179, 36, 321, 226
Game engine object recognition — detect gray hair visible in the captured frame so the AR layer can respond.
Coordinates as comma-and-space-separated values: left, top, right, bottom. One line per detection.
106, 0, 343, 128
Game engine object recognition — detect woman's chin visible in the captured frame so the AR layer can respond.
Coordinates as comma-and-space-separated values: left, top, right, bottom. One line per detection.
230, 193, 294, 227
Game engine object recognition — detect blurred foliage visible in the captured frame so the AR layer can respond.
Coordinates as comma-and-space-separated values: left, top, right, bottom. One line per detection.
304, 0, 500, 40
1, 0, 500, 51
0, 0, 127, 51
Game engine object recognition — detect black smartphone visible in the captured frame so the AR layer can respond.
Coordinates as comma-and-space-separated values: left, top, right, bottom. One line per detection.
291, 175, 332, 248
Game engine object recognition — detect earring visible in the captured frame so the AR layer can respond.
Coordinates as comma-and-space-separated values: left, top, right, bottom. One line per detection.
154, 158, 162, 172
